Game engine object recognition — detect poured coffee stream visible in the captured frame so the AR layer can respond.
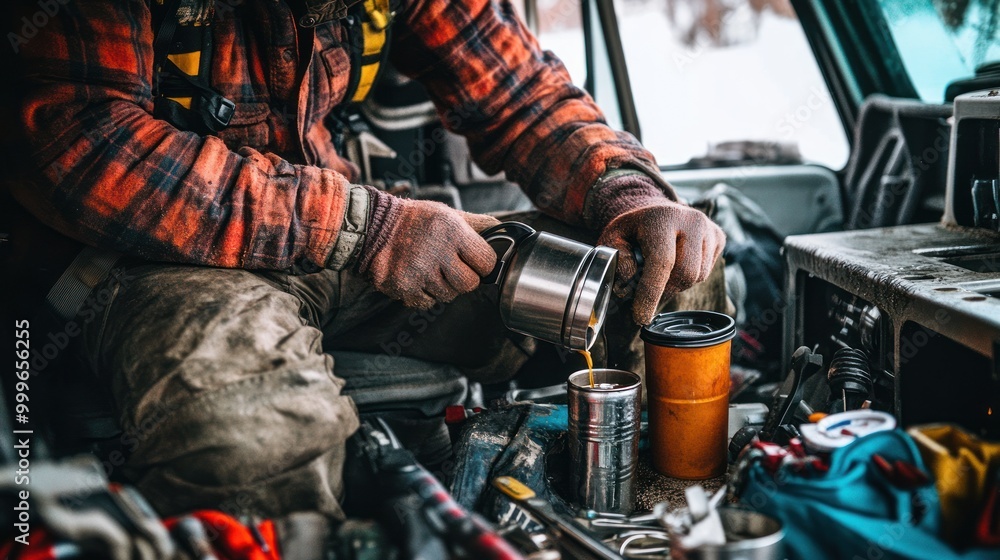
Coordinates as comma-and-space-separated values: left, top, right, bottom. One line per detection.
580, 349, 595, 388
581, 311, 601, 387
576, 350, 621, 389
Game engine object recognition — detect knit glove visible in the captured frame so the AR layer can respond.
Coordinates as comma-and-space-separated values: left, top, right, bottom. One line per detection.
590, 172, 726, 325
357, 187, 501, 309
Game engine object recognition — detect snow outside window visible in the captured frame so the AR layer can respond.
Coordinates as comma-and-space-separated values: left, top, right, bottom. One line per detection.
534, 0, 850, 169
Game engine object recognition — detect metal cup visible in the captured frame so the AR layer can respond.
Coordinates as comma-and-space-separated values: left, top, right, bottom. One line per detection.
567, 369, 642, 514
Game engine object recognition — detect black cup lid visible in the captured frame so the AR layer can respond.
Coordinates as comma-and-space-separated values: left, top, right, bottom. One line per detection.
640, 311, 736, 348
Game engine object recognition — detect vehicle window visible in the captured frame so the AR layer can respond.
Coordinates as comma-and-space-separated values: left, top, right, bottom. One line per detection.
877, 0, 1000, 102
535, 0, 849, 169
533, 1, 590, 106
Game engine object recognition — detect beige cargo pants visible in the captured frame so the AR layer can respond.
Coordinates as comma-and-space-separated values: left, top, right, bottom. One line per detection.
79, 212, 728, 519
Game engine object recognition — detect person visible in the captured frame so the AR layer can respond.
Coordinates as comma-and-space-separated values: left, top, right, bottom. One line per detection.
1, 0, 725, 518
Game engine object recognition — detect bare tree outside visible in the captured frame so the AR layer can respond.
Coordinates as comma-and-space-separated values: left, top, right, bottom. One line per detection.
533, 0, 849, 167
537, 0, 797, 44
933, 0, 1000, 65
664, 0, 796, 46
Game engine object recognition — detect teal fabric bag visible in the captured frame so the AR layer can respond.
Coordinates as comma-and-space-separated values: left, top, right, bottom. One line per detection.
740, 430, 997, 560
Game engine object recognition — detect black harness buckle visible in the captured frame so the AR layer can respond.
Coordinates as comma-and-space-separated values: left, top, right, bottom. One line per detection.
202, 92, 236, 133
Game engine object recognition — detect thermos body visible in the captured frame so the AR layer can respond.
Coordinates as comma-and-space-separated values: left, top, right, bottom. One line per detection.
482, 223, 617, 351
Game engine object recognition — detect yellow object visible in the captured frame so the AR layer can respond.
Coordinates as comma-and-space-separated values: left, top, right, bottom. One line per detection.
369, 9, 388, 30
167, 51, 200, 76
352, 63, 381, 103
164, 51, 200, 109
579, 349, 594, 388
808, 412, 828, 423
351, 0, 391, 103
908, 424, 1000, 546
166, 96, 193, 110
493, 476, 536, 501
644, 339, 732, 479
580, 310, 599, 387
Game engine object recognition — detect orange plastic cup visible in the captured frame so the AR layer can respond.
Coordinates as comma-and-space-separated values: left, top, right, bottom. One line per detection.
641, 311, 736, 479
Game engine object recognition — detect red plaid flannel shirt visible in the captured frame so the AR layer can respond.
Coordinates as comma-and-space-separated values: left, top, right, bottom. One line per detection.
3, 0, 664, 271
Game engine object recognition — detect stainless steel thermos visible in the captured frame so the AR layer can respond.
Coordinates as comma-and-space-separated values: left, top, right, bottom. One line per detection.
567, 368, 642, 514
481, 222, 618, 351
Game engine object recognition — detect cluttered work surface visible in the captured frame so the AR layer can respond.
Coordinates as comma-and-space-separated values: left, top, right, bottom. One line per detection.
634, 457, 726, 512
438, 306, 1000, 560
368, 300, 1000, 559
442, 396, 1000, 560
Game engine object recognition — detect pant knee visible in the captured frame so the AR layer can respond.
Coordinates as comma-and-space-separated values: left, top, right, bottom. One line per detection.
123, 369, 359, 517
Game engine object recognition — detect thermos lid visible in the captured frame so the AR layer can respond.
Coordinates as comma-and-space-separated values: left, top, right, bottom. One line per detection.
640, 311, 736, 348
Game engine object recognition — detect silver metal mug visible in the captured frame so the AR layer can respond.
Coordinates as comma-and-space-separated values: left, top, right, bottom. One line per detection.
567, 369, 642, 514
482, 222, 618, 351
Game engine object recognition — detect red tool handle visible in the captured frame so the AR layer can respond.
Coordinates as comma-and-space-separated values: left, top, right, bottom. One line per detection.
975, 474, 1000, 547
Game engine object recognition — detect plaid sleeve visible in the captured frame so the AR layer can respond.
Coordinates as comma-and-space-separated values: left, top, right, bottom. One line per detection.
6, 0, 349, 271
390, 0, 670, 225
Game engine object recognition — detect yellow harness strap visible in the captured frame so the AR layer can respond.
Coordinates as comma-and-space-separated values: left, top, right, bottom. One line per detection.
351, 0, 391, 103
166, 50, 201, 110
156, 0, 389, 109
154, 0, 209, 110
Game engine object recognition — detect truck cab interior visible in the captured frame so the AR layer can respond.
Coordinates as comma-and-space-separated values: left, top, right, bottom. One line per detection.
3, 0, 1000, 558
336, 0, 1000, 438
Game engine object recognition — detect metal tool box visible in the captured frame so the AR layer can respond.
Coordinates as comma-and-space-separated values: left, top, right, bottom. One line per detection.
783, 90, 1000, 440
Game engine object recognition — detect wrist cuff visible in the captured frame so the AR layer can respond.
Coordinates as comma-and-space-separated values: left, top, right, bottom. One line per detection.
584, 169, 667, 230
354, 185, 405, 274
326, 185, 372, 271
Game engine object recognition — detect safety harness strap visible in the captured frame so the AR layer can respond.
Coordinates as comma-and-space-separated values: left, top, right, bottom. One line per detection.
349, 0, 393, 103
150, 0, 235, 135
152, 0, 182, 74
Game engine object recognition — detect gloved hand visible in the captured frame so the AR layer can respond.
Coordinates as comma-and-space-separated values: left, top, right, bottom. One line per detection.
590, 172, 725, 325
356, 187, 500, 309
